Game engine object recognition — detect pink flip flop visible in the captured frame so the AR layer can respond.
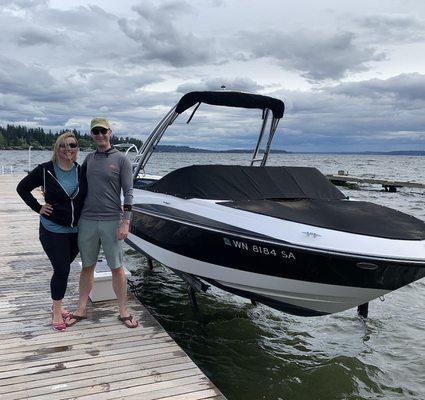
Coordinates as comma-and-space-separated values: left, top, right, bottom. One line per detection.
51, 314, 67, 332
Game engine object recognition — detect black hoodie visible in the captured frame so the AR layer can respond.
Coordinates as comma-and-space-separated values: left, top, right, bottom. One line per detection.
16, 161, 87, 227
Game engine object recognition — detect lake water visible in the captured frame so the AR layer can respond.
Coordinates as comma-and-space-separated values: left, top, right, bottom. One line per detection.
3, 150, 425, 400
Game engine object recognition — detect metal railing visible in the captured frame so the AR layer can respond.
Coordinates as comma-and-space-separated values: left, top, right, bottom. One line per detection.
0, 147, 32, 174
0, 165, 14, 174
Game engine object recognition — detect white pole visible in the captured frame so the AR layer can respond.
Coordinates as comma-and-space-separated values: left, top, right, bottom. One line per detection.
28, 146, 33, 172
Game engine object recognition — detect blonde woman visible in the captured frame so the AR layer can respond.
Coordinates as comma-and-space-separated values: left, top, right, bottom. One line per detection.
17, 132, 86, 331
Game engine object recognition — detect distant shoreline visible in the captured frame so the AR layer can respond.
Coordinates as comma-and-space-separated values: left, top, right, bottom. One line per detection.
0, 147, 424, 156
2, 126, 423, 156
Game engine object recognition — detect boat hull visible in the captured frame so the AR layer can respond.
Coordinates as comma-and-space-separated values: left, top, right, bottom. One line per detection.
128, 207, 425, 316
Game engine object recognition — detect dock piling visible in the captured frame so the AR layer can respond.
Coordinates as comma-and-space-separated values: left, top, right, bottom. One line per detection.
357, 302, 369, 319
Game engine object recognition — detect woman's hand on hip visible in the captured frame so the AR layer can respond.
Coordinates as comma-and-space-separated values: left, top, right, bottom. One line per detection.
39, 203, 53, 216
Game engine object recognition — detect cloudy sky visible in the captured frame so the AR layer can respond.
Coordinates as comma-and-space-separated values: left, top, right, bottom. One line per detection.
1, 0, 425, 151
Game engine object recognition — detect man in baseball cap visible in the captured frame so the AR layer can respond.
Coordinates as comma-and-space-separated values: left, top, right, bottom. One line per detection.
67, 117, 138, 329
90, 117, 110, 131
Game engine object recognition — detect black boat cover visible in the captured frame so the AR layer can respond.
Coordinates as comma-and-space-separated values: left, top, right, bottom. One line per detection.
223, 199, 425, 240
175, 91, 285, 119
145, 165, 346, 201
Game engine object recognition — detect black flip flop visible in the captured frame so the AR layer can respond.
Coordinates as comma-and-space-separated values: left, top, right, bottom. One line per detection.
118, 315, 139, 328
65, 314, 87, 327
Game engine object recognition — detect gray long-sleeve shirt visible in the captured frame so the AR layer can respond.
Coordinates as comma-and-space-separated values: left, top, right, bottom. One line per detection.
81, 147, 133, 221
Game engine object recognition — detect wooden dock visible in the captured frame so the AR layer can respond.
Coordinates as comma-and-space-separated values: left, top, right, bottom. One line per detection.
326, 172, 425, 192
0, 175, 225, 400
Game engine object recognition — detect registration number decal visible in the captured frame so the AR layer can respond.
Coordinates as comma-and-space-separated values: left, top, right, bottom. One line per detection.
223, 237, 296, 260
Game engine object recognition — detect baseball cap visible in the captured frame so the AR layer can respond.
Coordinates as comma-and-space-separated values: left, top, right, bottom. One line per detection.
90, 117, 110, 130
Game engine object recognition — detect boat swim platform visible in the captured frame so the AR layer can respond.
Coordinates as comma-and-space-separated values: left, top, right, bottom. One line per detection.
0, 175, 225, 400
326, 172, 425, 192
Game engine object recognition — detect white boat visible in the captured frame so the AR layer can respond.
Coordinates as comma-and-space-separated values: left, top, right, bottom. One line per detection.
126, 91, 425, 316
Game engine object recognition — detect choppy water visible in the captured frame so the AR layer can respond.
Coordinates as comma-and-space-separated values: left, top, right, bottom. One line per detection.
3, 150, 425, 400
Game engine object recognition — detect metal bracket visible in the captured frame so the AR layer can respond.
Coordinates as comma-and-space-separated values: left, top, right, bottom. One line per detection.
170, 268, 210, 293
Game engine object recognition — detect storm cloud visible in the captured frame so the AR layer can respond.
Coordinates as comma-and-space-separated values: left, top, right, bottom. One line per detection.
238, 30, 385, 81
118, 1, 216, 67
354, 13, 425, 43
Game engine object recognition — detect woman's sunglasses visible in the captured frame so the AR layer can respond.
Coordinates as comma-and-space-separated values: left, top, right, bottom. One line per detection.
91, 127, 108, 135
59, 143, 78, 149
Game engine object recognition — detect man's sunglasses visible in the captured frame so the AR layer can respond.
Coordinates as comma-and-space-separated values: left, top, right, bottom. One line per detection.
59, 143, 78, 149
91, 127, 109, 135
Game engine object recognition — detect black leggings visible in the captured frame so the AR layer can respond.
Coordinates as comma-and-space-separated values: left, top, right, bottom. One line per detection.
39, 224, 79, 301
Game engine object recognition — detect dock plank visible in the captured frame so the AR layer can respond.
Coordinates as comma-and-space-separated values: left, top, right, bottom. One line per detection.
0, 175, 226, 400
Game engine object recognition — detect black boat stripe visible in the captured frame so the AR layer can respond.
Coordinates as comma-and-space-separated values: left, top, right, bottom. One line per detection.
133, 203, 277, 241
130, 212, 425, 290
132, 204, 425, 265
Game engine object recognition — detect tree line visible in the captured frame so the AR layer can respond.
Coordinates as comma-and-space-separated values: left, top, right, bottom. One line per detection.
0, 125, 142, 150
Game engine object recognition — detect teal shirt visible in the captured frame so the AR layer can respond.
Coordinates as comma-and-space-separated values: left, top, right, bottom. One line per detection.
40, 163, 78, 233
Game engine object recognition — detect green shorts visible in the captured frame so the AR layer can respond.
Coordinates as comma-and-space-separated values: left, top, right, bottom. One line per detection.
78, 218, 123, 270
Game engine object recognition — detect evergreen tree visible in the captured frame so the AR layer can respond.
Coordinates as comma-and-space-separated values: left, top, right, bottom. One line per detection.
0, 132, 6, 148
0, 124, 142, 150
